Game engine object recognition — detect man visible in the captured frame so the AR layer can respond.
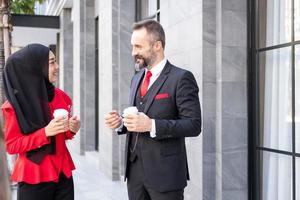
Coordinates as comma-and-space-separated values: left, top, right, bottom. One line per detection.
105, 19, 201, 200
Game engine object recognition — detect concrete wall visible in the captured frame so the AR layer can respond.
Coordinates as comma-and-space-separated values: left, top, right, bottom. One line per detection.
160, 1, 203, 199
202, 0, 248, 200
97, 0, 135, 180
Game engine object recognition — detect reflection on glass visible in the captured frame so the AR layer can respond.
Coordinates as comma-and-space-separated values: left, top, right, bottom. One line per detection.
296, 46, 300, 153
260, 151, 292, 200
148, 0, 157, 17
139, 0, 158, 20
259, 47, 292, 151
297, 158, 300, 200
296, 0, 300, 40
259, 0, 292, 47
140, 0, 149, 20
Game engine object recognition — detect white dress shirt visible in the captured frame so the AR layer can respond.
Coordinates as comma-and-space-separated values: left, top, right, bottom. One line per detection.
116, 58, 167, 138
144, 58, 167, 138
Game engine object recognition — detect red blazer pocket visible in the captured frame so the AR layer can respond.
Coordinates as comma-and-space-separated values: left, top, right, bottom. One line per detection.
155, 93, 169, 100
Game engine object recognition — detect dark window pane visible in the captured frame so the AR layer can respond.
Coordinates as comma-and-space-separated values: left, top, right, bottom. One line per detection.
259, 47, 292, 151
259, 0, 292, 48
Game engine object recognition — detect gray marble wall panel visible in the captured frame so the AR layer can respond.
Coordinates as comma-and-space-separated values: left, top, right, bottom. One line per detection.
111, 0, 121, 180
221, 0, 248, 198
84, 0, 96, 151
203, 0, 217, 199
118, 0, 135, 177
59, 8, 73, 98
72, 0, 96, 154
203, 0, 248, 200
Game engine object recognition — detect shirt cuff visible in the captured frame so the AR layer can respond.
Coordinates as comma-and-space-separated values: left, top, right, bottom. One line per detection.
150, 119, 156, 138
115, 121, 124, 132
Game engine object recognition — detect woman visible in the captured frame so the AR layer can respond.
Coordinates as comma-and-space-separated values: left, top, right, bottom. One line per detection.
2, 44, 80, 200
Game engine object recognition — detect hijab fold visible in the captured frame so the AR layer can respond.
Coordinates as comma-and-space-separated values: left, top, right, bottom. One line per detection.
3, 44, 56, 164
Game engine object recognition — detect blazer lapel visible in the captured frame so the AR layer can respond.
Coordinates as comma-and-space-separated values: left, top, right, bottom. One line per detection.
143, 62, 171, 114
129, 69, 145, 106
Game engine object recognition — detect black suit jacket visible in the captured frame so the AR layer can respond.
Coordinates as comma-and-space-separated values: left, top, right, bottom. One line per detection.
118, 61, 202, 192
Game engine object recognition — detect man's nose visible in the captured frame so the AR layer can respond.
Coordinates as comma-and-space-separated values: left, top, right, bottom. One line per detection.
132, 48, 137, 57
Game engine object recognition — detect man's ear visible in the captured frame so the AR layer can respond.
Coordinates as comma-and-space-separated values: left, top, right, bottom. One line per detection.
155, 40, 163, 51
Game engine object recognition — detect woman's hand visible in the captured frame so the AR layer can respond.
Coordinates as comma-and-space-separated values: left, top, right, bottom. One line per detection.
45, 116, 69, 137
69, 116, 81, 133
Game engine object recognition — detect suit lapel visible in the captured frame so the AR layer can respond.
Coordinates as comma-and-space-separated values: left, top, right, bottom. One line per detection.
143, 62, 171, 114
129, 69, 145, 106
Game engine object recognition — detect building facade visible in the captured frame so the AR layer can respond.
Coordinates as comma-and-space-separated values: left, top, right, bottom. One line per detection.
43, 0, 250, 199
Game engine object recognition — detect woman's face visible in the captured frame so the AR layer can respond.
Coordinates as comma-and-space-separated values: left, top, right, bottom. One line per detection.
48, 51, 59, 83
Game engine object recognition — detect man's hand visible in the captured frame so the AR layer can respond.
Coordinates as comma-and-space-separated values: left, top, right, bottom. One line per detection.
69, 116, 81, 133
123, 112, 152, 132
105, 110, 122, 129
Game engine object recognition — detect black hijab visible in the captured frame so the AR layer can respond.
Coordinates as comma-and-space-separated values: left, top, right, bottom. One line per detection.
3, 44, 55, 164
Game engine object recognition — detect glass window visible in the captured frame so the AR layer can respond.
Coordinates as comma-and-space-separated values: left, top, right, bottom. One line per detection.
295, 0, 300, 41
148, 0, 157, 17
253, 0, 300, 199
259, 0, 292, 48
138, 0, 160, 21
259, 47, 292, 152
296, 46, 300, 153
296, 158, 300, 200
260, 151, 292, 200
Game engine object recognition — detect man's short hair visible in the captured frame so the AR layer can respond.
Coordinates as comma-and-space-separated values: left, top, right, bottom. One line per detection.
132, 19, 165, 49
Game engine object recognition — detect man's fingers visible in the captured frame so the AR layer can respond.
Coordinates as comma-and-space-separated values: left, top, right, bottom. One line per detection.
109, 110, 118, 114
110, 120, 120, 128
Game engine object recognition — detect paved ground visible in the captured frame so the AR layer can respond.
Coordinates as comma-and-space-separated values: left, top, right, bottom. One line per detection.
11, 149, 128, 200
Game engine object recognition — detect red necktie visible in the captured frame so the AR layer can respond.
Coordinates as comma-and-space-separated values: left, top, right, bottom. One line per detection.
140, 71, 152, 97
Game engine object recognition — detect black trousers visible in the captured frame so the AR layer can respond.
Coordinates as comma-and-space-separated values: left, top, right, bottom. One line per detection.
127, 156, 184, 200
17, 173, 74, 200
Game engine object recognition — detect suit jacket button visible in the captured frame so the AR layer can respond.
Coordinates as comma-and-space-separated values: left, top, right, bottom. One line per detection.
140, 102, 143, 105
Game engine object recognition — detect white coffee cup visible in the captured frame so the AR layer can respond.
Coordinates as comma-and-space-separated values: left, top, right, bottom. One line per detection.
123, 106, 138, 117
53, 108, 69, 119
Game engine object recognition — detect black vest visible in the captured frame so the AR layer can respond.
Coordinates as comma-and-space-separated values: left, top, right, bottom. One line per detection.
129, 81, 152, 161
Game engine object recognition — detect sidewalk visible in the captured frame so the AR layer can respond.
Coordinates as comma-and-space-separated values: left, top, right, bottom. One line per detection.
11, 150, 128, 200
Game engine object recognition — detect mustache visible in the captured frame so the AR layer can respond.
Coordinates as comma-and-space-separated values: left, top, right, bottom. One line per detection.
134, 55, 144, 61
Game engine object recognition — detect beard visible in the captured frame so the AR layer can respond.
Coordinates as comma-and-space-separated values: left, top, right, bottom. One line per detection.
134, 57, 147, 71
134, 53, 156, 71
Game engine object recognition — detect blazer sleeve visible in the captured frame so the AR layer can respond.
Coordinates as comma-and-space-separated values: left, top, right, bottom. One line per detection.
3, 107, 50, 154
154, 71, 202, 140
117, 125, 127, 135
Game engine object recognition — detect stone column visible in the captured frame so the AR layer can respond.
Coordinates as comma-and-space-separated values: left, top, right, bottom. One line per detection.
59, 8, 73, 98
97, 0, 135, 180
203, 0, 248, 200
73, 0, 96, 154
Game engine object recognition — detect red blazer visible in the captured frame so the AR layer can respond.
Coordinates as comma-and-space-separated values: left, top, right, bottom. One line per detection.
2, 88, 76, 184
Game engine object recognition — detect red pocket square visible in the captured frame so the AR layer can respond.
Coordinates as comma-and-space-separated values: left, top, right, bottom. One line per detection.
155, 93, 169, 100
